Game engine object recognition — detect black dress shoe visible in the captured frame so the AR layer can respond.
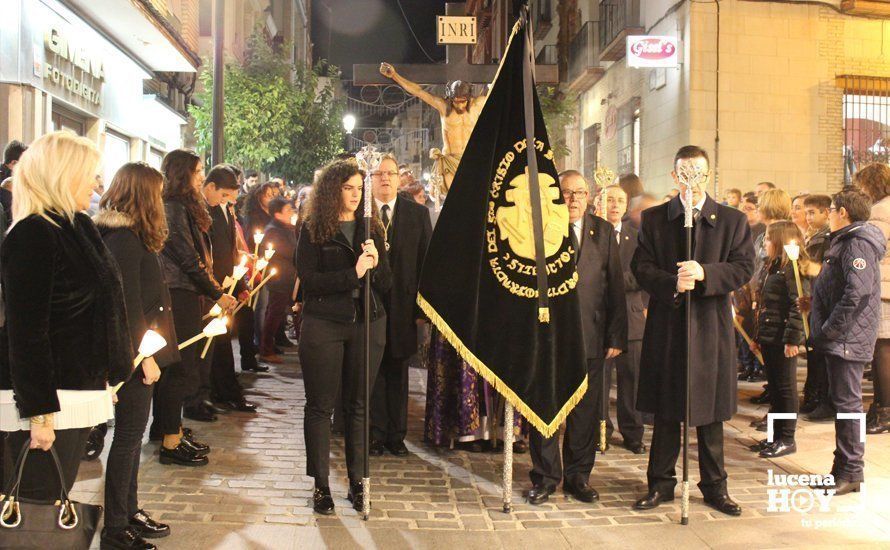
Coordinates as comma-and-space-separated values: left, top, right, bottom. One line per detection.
369, 440, 385, 456
129, 509, 170, 539
202, 401, 228, 415
751, 389, 771, 404
220, 399, 258, 413
526, 483, 556, 505
808, 402, 837, 421
623, 441, 647, 454
703, 493, 742, 516
313, 486, 335, 515
100, 526, 156, 550
749, 438, 771, 452
242, 363, 270, 373
180, 436, 210, 456
83, 426, 106, 461
512, 440, 529, 454
183, 405, 217, 422
812, 477, 861, 496
563, 479, 599, 503
159, 443, 209, 466
385, 440, 409, 456
347, 480, 366, 512
633, 490, 674, 510
759, 440, 797, 458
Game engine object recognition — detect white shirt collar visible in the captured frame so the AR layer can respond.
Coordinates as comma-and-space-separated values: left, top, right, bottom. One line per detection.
614, 220, 622, 233
375, 196, 398, 213
679, 192, 707, 212
572, 217, 583, 230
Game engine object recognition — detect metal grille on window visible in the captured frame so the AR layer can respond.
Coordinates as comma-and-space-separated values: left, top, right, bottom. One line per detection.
841, 75, 890, 185
583, 124, 601, 181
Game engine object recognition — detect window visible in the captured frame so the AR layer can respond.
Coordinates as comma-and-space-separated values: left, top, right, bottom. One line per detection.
841, 75, 890, 185
617, 97, 641, 175
103, 131, 130, 191
632, 109, 641, 175
199, 0, 212, 37
583, 124, 600, 180
147, 148, 164, 170
52, 106, 85, 135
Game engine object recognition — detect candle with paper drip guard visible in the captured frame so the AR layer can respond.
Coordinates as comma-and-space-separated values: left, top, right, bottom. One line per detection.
251, 245, 276, 308
731, 305, 765, 365
235, 268, 278, 315
112, 330, 168, 394
782, 240, 810, 339
178, 317, 229, 351
227, 256, 249, 294
253, 231, 264, 258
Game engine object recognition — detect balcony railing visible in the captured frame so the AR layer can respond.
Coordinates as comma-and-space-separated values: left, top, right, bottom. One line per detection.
598, 0, 643, 62
531, 0, 553, 41
567, 21, 604, 92
536, 44, 557, 66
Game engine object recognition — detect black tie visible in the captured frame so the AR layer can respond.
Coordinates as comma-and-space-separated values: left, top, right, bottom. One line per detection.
570, 224, 580, 260
381, 204, 391, 227
693, 207, 701, 223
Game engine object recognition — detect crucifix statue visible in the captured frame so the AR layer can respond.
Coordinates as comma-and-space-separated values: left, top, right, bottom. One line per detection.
353, 2, 557, 203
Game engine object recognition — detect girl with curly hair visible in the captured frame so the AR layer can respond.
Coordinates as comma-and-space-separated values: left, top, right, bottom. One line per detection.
296, 159, 391, 515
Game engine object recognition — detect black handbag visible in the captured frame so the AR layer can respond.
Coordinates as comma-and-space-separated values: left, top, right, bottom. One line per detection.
0, 439, 102, 549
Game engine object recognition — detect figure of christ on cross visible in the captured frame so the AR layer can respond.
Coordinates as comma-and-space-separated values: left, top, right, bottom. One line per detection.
380, 62, 487, 199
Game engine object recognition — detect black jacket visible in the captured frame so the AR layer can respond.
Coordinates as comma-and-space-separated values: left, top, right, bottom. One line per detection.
806, 226, 830, 263
95, 210, 181, 373
243, 205, 272, 241
262, 218, 298, 295
296, 221, 392, 324
811, 222, 886, 361
0, 213, 133, 417
632, 195, 754, 425
160, 199, 224, 300
616, 222, 646, 341
754, 258, 807, 347
379, 196, 432, 359
575, 211, 627, 359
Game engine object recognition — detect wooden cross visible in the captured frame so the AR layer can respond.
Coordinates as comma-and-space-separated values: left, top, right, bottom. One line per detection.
352, 2, 557, 85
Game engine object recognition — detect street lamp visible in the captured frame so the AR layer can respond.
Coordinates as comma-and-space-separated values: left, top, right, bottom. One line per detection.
343, 114, 356, 135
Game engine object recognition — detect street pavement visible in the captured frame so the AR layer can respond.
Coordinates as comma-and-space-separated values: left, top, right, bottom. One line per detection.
74, 346, 890, 549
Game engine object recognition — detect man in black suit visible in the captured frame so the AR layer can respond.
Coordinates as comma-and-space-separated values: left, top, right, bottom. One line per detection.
369, 154, 432, 457
203, 165, 257, 413
630, 146, 753, 517
602, 185, 648, 454
526, 170, 627, 505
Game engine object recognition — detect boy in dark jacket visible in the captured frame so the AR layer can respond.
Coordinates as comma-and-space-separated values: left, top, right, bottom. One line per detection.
802, 194, 834, 418
805, 190, 886, 496
259, 197, 298, 363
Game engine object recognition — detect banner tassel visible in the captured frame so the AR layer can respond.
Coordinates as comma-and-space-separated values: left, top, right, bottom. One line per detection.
538, 307, 550, 324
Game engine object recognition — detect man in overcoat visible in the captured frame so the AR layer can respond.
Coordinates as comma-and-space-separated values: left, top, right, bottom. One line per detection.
630, 146, 754, 516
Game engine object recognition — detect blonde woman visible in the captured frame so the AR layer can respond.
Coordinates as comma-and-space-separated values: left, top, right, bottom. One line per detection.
0, 131, 132, 500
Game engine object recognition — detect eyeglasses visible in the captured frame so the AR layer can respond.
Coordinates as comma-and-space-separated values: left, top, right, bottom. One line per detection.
562, 190, 588, 200
372, 171, 398, 179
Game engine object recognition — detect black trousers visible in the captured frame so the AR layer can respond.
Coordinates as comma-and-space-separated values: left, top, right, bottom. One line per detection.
529, 359, 604, 487
3, 427, 90, 501
646, 418, 727, 497
607, 340, 646, 445
184, 297, 215, 411
105, 375, 152, 530
261, 290, 292, 356
825, 355, 866, 482
236, 304, 259, 370
761, 343, 798, 441
154, 289, 202, 434
210, 333, 244, 402
370, 345, 409, 444
804, 348, 829, 402
299, 315, 386, 484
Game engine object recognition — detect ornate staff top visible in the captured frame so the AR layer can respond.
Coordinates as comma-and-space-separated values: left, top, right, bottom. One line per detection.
675, 163, 708, 229
355, 145, 384, 219
593, 166, 617, 221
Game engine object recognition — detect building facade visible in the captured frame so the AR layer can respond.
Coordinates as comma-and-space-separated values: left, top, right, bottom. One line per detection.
0, 0, 200, 183
529, 0, 890, 197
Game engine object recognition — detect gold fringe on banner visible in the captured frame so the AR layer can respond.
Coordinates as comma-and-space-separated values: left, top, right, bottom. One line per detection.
417, 293, 587, 438
538, 307, 550, 323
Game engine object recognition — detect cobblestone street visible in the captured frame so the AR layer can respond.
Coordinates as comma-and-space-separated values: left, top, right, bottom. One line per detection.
73, 348, 890, 549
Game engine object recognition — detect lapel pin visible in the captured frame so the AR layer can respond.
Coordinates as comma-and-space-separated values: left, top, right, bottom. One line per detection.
710, 214, 716, 220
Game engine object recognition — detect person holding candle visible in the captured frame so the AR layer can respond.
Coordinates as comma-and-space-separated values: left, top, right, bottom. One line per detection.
156, 150, 237, 466
239, 182, 276, 244
852, 164, 890, 435
296, 159, 391, 515
202, 165, 258, 413
800, 194, 832, 416
258, 197, 298, 364
0, 131, 132, 500
748, 221, 809, 458
95, 162, 181, 548
801, 189, 885, 495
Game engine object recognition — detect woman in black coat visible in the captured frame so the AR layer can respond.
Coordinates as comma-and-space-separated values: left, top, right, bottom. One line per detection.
297, 159, 391, 515
94, 162, 182, 548
750, 221, 809, 459
0, 131, 132, 501
156, 150, 236, 467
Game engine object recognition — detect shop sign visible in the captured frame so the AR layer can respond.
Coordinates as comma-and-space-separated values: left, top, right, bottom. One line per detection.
39, 26, 105, 106
627, 36, 679, 68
